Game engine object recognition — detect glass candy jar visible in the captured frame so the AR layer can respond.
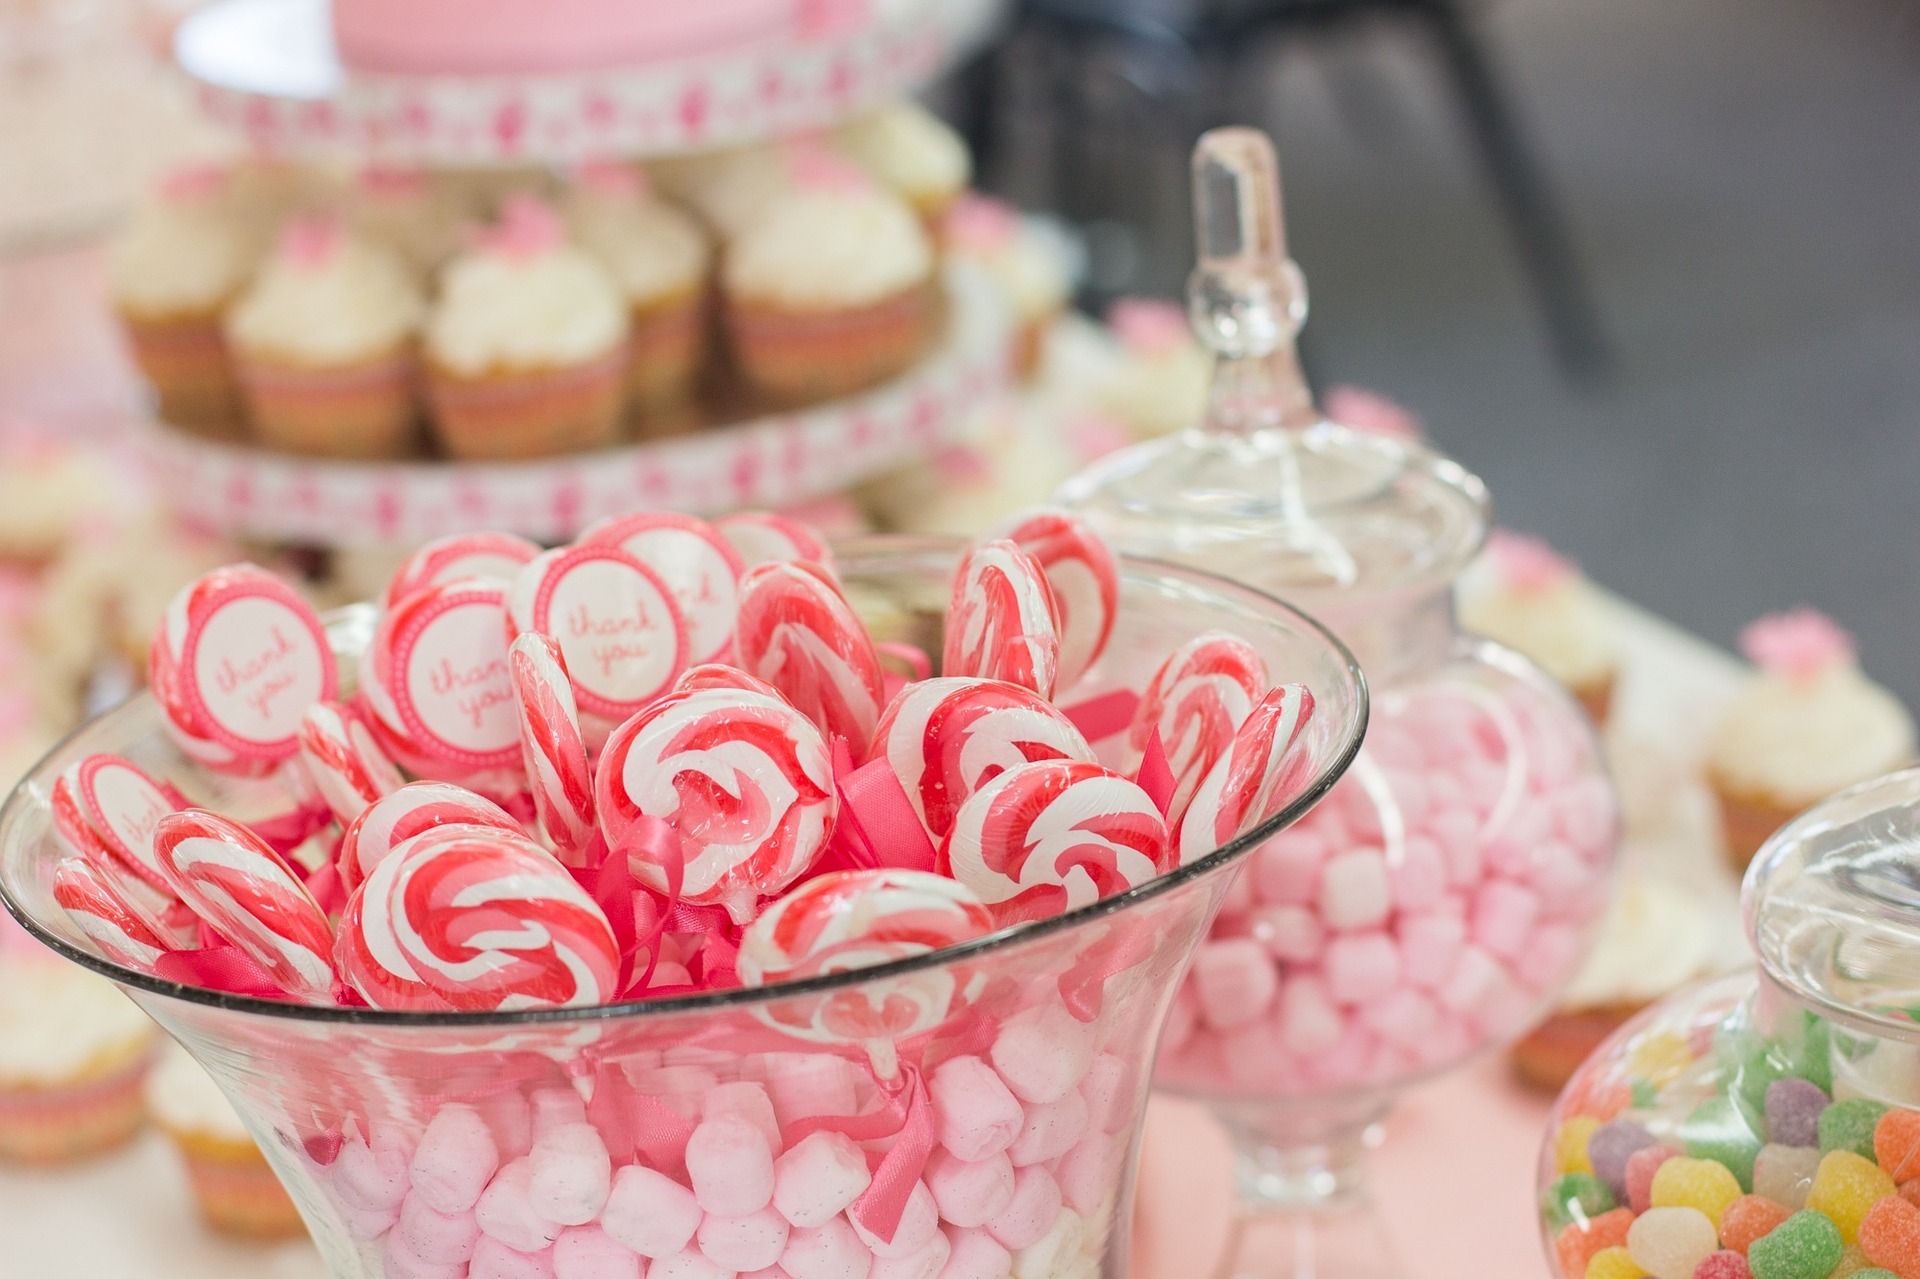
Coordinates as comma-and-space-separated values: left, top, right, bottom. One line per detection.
1058, 128, 1620, 1278
0, 538, 1368, 1279
1543, 768, 1920, 1279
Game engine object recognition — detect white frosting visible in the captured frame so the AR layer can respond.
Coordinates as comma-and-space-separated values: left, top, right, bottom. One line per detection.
1458, 565, 1619, 689
834, 103, 971, 206
955, 229, 1071, 324
0, 957, 153, 1083
1711, 664, 1916, 801
226, 235, 425, 365
110, 196, 257, 315
146, 1041, 249, 1140
724, 188, 933, 310
563, 187, 709, 305
650, 143, 791, 240
1094, 346, 1213, 439
426, 245, 628, 375
1559, 877, 1724, 1009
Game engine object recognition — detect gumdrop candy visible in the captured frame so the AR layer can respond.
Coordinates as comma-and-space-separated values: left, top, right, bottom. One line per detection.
1692, 1253, 1752, 1279
1746, 1210, 1844, 1279
1805, 1151, 1895, 1244
1629, 1145, 1686, 1214
1683, 1096, 1763, 1191
1587, 1246, 1650, 1279
1627, 1206, 1718, 1279
1753, 1145, 1822, 1213
1718, 1195, 1792, 1255
1875, 1111, 1920, 1184
1820, 1102, 1890, 1162
1764, 1080, 1830, 1150
1544, 1173, 1617, 1231
1627, 1031, 1696, 1088
1858, 1192, 1920, 1277
1557, 1116, 1602, 1177
1589, 1121, 1658, 1200
1650, 1157, 1743, 1229
1557, 1209, 1635, 1279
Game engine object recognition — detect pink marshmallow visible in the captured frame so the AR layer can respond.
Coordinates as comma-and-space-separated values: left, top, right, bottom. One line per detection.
531, 1122, 612, 1226
700, 1206, 792, 1272
653, 1248, 731, 1279
1219, 1019, 1290, 1090
1382, 769, 1431, 829
335, 1132, 413, 1213
411, 1104, 501, 1215
870, 1228, 950, 1279
772, 1130, 871, 1228
1359, 987, 1441, 1047
925, 1149, 1016, 1228
1248, 905, 1323, 963
532, 1088, 589, 1138
553, 1226, 644, 1279
1276, 972, 1343, 1054
988, 1002, 1096, 1106
396, 1191, 483, 1266
384, 1230, 470, 1279
1006, 1091, 1087, 1168
1529, 839, 1596, 914
780, 1217, 871, 1279
1516, 921, 1582, 991
1008, 1207, 1084, 1279
687, 1115, 777, 1216
704, 1082, 783, 1155
1189, 938, 1278, 1032
1436, 945, 1501, 1013
1553, 776, 1614, 850
1469, 880, 1539, 960
938, 1228, 1012, 1279
471, 1235, 558, 1279
1319, 849, 1391, 930
1161, 986, 1197, 1054
1388, 836, 1447, 913
477, 1158, 564, 1254
852, 1181, 940, 1258
1248, 836, 1322, 905
1322, 931, 1401, 1005
983, 1166, 1061, 1251
1054, 1132, 1117, 1217
603, 1164, 703, 1258
764, 1054, 860, 1132
930, 1056, 1024, 1162
1425, 808, 1482, 885
1076, 1054, 1131, 1135
339, 1193, 404, 1241
1397, 910, 1466, 988
481, 1091, 535, 1160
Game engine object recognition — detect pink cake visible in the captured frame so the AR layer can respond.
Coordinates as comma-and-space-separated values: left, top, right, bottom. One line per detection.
331, 0, 869, 76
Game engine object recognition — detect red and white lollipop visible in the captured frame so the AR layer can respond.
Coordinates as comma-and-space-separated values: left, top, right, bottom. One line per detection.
338, 827, 619, 1012
508, 633, 595, 866
943, 540, 1062, 701
938, 759, 1171, 925
298, 701, 405, 825
733, 560, 886, 755
595, 687, 835, 923
152, 809, 337, 1001
150, 565, 337, 777
1175, 682, 1316, 866
715, 511, 833, 572
675, 662, 787, 701
582, 512, 746, 666
337, 781, 523, 893
50, 753, 182, 896
996, 508, 1118, 691
53, 857, 173, 971
1129, 633, 1268, 826
507, 542, 688, 737
358, 576, 519, 780
740, 868, 994, 1075
384, 532, 541, 609
867, 677, 1094, 841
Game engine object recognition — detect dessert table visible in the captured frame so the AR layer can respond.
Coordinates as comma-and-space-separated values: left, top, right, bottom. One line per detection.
0, 592, 1750, 1279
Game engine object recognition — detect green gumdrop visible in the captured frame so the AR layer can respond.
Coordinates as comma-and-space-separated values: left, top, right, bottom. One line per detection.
1683, 1094, 1763, 1191
1630, 1078, 1660, 1110
1746, 1210, 1843, 1279
1733, 1048, 1790, 1137
1797, 1015, 1833, 1094
1851, 1270, 1899, 1279
1540, 1172, 1615, 1231
1817, 1097, 1887, 1158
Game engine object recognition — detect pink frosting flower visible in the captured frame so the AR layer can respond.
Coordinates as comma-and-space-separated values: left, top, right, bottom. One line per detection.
931, 444, 992, 485
473, 194, 565, 261
1107, 298, 1189, 358
1323, 385, 1424, 440
575, 160, 648, 201
1740, 609, 1856, 679
277, 215, 345, 270
784, 137, 873, 194
1486, 530, 1576, 592
944, 194, 1020, 253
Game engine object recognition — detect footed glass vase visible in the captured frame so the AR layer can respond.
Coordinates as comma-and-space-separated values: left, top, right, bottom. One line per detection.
0, 538, 1367, 1279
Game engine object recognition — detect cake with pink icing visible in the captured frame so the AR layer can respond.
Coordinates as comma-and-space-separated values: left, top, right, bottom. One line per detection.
330, 0, 869, 76
1458, 530, 1621, 724
1708, 609, 1915, 871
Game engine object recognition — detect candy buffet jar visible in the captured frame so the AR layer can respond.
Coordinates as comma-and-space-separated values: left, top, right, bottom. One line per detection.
1541, 768, 1920, 1279
0, 538, 1368, 1279
1058, 128, 1620, 1277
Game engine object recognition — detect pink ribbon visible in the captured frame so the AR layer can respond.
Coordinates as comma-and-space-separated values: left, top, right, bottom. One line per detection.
1057, 920, 1159, 1022
1134, 727, 1175, 816
250, 801, 336, 859
1059, 688, 1141, 743
788, 1065, 934, 1244
152, 945, 290, 1000
819, 740, 937, 875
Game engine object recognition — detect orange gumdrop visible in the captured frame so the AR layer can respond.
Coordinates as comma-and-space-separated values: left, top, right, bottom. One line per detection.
1720, 1194, 1793, 1255
1878, 1111, 1920, 1183
1901, 1179, 1920, 1209
1555, 1208, 1635, 1279
1563, 1073, 1631, 1125
1859, 1193, 1920, 1276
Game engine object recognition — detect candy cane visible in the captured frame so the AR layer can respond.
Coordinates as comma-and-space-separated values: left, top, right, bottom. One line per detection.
996, 508, 1118, 690
299, 701, 406, 825
52, 857, 172, 971
733, 560, 886, 755
1175, 682, 1316, 866
508, 633, 595, 866
1129, 633, 1268, 826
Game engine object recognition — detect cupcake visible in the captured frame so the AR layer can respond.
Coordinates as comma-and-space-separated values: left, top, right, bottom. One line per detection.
833, 101, 972, 227
424, 195, 631, 460
943, 194, 1072, 379
722, 154, 936, 402
109, 165, 259, 434
563, 162, 711, 417
1322, 384, 1425, 440
348, 166, 463, 275
225, 217, 426, 459
0, 438, 117, 565
1709, 609, 1916, 873
649, 141, 793, 241
0, 953, 156, 1162
1092, 298, 1212, 438
147, 1042, 304, 1237
1458, 531, 1621, 725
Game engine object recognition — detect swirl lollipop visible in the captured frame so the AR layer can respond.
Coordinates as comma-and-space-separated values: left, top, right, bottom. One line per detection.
582, 512, 746, 666
675, 662, 787, 700
996, 508, 1118, 690
868, 677, 1094, 841
337, 781, 523, 893
715, 510, 833, 572
595, 688, 835, 923
1174, 682, 1316, 866
939, 759, 1170, 925
943, 540, 1062, 700
508, 633, 595, 866
1128, 633, 1268, 826
740, 868, 994, 1076
152, 809, 337, 1002
733, 560, 886, 754
299, 701, 406, 825
50, 753, 182, 896
338, 827, 619, 1012
384, 532, 540, 609
53, 857, 174, 971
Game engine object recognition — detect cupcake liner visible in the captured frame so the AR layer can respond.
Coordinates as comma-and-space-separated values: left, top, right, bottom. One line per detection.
121, 310, 245, 436
426, 344, 628, 461
625, 290, 706, 415
237, 347, 420, 459
1712, 776, 1803, 874
168, 1129, 306, 1238
724, 279, 936, 403
0, 1049, 150, 1163
1573, 673, 1616, 728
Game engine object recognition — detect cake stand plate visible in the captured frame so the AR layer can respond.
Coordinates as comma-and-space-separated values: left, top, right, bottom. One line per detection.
138, 265, 1008, 548
175, 0, 1002, 165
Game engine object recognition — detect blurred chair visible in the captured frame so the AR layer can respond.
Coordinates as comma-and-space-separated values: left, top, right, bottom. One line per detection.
956, 0, 1613, 383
